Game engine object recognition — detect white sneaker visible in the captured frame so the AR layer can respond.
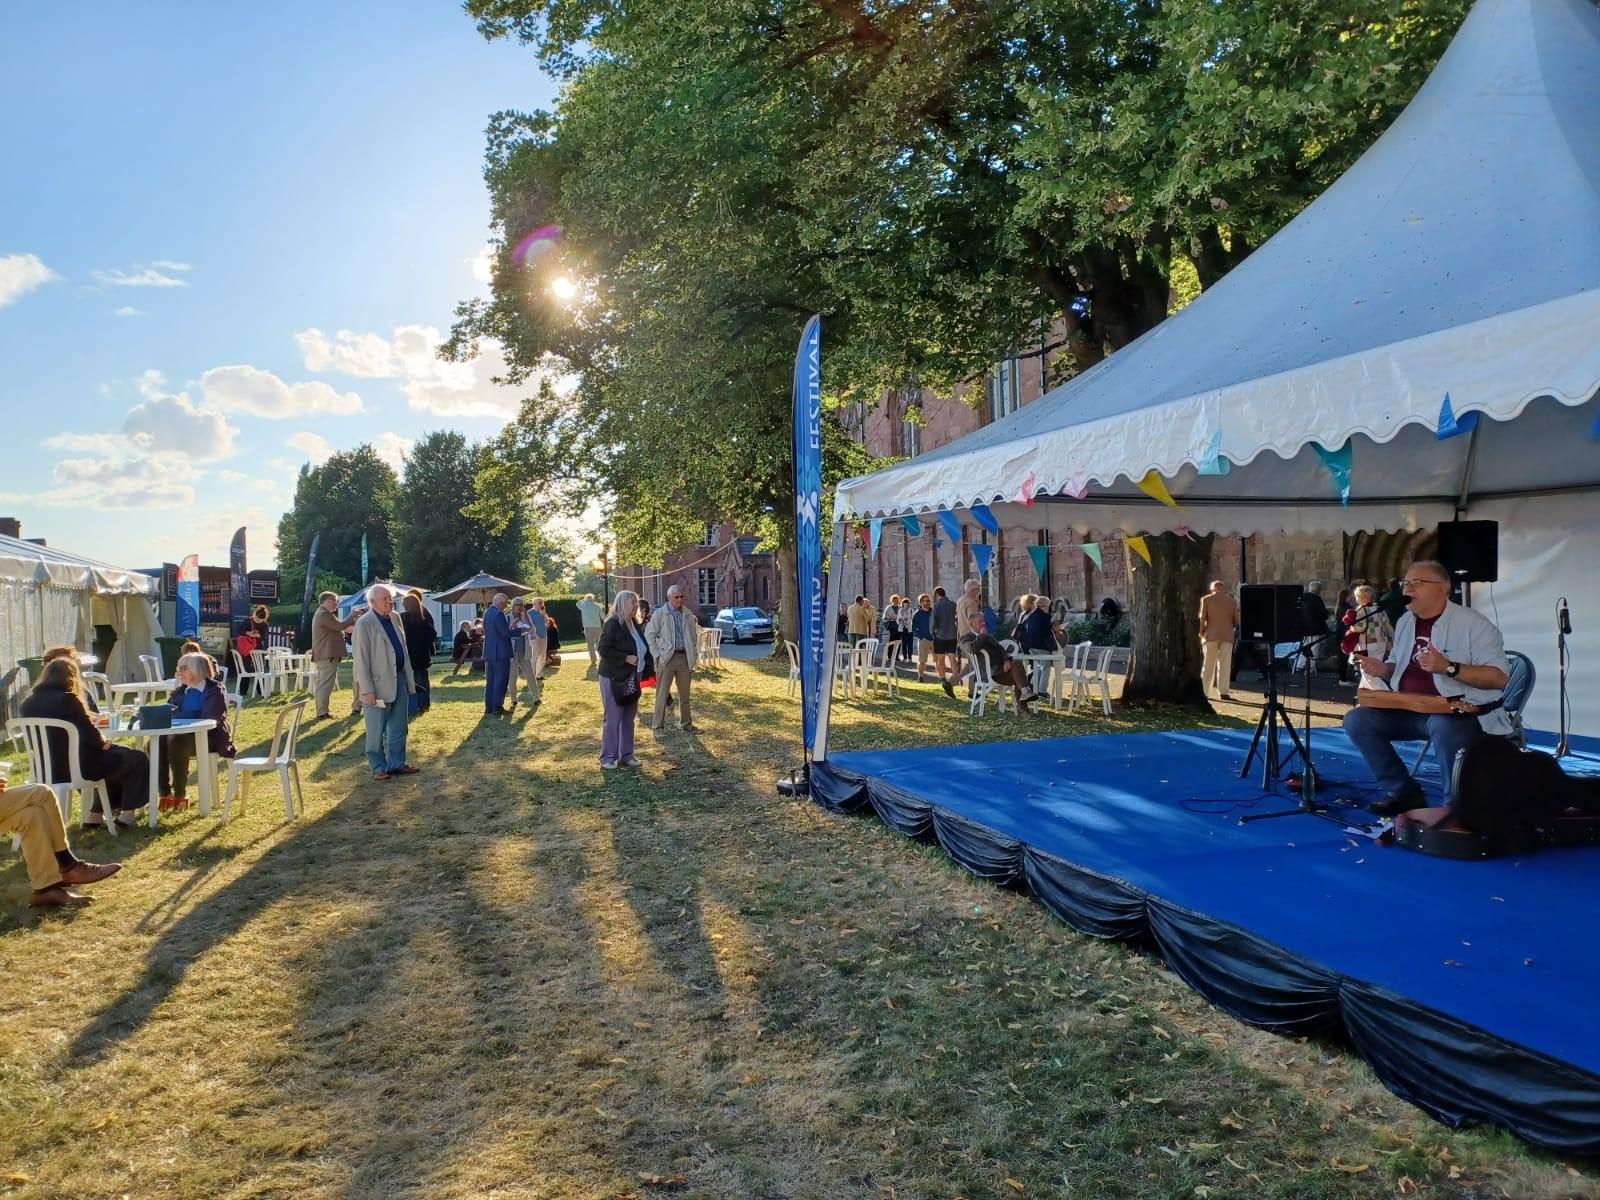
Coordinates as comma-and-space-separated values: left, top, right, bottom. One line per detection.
600, 759, 619, 770
621, 756, 641, 767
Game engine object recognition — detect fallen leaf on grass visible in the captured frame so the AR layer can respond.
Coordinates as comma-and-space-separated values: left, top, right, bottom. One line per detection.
1330, 1157, 1371, 1173
1188, 1142, 1220, 1151
1004, 1178, 1025, 1192
1219, 1113, 1246, 1130
637, 1172, 688, 1189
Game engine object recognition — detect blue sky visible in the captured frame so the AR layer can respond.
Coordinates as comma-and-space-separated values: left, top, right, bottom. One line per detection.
0, 2, 560, 571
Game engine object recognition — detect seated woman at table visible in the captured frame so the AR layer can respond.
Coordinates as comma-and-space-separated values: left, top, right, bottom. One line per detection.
158, 653, 235, 812
450, 621, 473, 675
42, 644, 100, 712
21, 657, 149, 826
1014, 594, 1056, 654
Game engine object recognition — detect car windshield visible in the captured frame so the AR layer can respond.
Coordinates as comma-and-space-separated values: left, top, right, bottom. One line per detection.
732, 608, 766, 618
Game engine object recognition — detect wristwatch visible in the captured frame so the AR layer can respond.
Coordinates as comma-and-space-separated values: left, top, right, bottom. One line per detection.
1444, 660, 1461, 678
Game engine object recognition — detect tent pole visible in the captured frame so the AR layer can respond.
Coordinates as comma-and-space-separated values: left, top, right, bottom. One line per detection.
812, 519, 848, 763
1455, 420, 1483, 515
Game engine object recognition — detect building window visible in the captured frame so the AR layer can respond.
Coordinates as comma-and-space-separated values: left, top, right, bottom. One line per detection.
898, 388, 922, 457
839, 399, 868, 444
700, 522, 717, 546
697, 568, 717, 607
761, 576, 770, 601
988, 359, 1020, 423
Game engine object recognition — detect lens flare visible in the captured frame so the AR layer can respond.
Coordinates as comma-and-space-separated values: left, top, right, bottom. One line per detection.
550, 275, 579, 302
512, 223, 562, 264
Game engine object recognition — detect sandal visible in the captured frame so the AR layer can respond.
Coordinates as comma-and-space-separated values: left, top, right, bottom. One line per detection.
372, 770, 391, 781
390, 764, 420, 776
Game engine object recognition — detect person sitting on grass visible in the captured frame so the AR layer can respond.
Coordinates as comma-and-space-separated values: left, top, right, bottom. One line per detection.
959, 611, 1040, 715
158, 652, 235, 812
0, 774, 120, 907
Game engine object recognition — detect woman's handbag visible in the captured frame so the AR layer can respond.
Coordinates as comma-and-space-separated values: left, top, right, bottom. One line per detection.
609, 670, 641, 705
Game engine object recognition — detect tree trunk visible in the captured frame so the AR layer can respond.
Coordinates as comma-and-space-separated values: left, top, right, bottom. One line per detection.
1122, 532, 1214, 708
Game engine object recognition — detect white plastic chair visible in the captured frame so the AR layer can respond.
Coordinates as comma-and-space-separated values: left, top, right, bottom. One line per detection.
198, 691, 247, 810
139, 654, 162, 683
7, 717, 116, 836
1086, 645, 1117, 715
697, 627, 722, 667
784, 640, 801, 697
967, 649, 1012, 716
861, 638, 900, 697
1064, 640, 1094, 711
832, 642, 858, 699
232, 649, 267, 699
224, 699, 307, 822
82, 671, 111, 711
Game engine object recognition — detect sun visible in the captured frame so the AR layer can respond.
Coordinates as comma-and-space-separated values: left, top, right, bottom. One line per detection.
549, 275, 579, 303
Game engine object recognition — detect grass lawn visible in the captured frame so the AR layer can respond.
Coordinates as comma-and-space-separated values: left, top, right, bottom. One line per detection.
2, 657, 1595, 1199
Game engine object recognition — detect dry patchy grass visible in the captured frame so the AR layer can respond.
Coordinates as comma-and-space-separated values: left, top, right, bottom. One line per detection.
0, 657, 1594, 1199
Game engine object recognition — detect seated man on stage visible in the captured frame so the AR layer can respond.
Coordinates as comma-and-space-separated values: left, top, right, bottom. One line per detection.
1342, 560, 1511, 816
959, 612, 1040, 715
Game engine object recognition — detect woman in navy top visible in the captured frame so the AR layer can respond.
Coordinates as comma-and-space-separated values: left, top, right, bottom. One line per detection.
159, 653, 235, 811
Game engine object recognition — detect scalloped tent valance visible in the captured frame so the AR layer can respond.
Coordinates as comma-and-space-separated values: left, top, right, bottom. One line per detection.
834, 0, 1600, 523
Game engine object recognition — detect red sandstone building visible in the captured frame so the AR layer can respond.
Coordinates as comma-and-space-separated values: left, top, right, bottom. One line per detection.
615, 523, 777, 621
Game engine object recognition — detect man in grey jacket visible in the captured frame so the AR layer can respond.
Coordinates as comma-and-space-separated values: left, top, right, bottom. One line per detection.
1343, 560, 1510, 814
929, 586, 960, 696
352, 585, 419, 780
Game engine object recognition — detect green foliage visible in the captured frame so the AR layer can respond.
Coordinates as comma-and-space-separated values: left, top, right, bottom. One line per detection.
276, 446, 399, 596
1067, 614, 1132, 648
394, 430, 531, 587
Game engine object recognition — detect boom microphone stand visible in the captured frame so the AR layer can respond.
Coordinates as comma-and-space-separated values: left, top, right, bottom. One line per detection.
1239, 626, 1355, 827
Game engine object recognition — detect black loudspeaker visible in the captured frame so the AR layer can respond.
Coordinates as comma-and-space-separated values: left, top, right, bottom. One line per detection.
1436, 520, 1499, 583
1240, 584, 1304, 644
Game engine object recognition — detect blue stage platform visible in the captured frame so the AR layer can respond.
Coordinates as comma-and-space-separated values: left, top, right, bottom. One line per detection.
812, 728, 1600, 1155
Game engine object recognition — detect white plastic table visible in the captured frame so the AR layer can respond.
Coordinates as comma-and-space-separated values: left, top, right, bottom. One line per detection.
108, 680, 178, 704
1012, 650, 1067, 709
103, 716, 217, 827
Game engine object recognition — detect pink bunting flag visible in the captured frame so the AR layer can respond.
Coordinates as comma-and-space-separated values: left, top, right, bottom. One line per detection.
1064, 474, 1089, 500
1012, 469, 1038, 507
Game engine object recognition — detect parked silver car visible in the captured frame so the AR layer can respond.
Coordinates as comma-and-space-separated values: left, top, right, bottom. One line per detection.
713, 606, 774, 643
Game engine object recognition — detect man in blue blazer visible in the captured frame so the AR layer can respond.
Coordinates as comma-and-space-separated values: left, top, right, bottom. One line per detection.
483, 592, 513, 715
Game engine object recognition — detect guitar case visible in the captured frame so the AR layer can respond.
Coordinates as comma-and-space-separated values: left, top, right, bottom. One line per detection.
1392, 737, 1600, 860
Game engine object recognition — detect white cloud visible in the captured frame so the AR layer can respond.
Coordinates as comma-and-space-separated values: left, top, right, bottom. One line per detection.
202, 364, 364, 417
0, 253, 58, 307
150, 259, 191, 272
93, 263, 191, 288
124, 389, 238, 458
147, 505, 278, 566
296, 320, 561, 419
373, 431, 414, 471
469, 246, 495, 286
287, 431, 335, 464
294, 327, 398, 378
113, 305, 145, 317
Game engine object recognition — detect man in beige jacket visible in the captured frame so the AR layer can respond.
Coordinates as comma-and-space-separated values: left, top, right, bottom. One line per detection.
352, 585, 418, 780
644, 584, 701, 733
310, 590, 357, 720
1198, 580, 1239, 701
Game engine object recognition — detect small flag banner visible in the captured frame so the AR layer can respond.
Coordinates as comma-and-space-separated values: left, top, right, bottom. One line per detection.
1065, 475, 1089, 499
1013, 469, 1037, 506
971, 542, 994, 576
1127, 535, 1152, 565
1081, 542, 1103, 569
1135, 470, 1179, 508
901, 514, 923, 537
790, 313, 824, 754
1026, 544, 1049, 580
970, 504, 1000, 535
868, 518, 883, 559
1198, 430, 1231, 476
1437, 392, 1478, 440
1314, 440, 1354, 505
937, 509, 964, 544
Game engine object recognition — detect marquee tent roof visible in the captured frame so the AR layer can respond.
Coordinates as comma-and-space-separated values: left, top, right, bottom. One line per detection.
833, 0, 1600, 526
0, 533, 158, 595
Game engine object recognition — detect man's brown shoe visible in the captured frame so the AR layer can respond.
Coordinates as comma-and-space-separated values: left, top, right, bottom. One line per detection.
58, 861, 121, 887
30, 885, 92, 907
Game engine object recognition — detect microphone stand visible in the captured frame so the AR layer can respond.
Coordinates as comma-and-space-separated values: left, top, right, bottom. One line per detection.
1556, 597, 1571, 759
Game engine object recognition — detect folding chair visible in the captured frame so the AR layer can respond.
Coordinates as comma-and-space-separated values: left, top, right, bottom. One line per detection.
1408, 650, 1536, 775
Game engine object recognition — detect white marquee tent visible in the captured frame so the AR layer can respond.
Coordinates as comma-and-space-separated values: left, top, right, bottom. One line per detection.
832, 0, 1600, 738
0, 534, 163, 685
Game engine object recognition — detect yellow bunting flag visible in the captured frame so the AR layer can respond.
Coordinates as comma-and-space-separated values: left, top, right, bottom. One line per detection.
1127, 535, 1152, 565
1135, 470, 1180, 508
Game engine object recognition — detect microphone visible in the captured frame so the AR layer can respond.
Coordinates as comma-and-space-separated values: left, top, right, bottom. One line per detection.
1558, 596, 1572, 636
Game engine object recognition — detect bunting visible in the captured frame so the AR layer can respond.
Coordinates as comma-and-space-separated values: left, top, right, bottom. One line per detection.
1026, 544, 1049, 580
937, 509, 964, 544
1198, 430, 1231, 476
1013, 469, 1037, 506
1064, 474, 1089, 500
868, 518, 883, 559
970, 504, 1000, 535
1080, 542, 1103, 569
1313, 441, 1354, 505
971, 542, 994, 576
1127, 535, 1152, 565
1135, 470, 1180, 508
901, 514, 923, 538
1437, 392, 1478, 440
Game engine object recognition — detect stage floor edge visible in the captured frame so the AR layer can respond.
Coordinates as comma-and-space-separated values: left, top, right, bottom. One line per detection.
813, 728, 1600, 1156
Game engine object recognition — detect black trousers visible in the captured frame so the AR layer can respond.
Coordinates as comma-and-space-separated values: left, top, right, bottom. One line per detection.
90, 745, 150, 815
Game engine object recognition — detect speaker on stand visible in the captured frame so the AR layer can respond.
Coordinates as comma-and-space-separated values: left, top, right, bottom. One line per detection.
1436, 519, 1499, 606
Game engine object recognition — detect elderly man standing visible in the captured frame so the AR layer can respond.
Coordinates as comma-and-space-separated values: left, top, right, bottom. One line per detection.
955, 578, 982, 640
311, 591, 357, 721
482, 593, 513, 716
352, 585, 419, 780
577, 592, 604, 669
645, 584, 701, 733
1343, 560, 1511, 815
1198, 580, 1239, 702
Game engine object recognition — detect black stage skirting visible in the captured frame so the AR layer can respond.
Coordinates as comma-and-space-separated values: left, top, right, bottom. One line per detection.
811, 728, 1600, 1155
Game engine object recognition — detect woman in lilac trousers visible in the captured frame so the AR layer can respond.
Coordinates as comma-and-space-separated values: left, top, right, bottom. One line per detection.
596, 590, 649, 769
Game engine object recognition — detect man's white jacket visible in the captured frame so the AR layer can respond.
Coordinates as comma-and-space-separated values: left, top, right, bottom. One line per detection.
645, 603, 702, 670
1386, 600, 1512, 734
